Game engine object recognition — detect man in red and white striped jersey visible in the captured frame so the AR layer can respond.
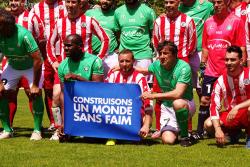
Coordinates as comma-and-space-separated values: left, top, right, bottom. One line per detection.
46, 0, 109, 140
106, 49, 153, 145
204, 46, 250, 148
151, 0, 197, 136
30, 0, 67, 130
3, 0, 45, 127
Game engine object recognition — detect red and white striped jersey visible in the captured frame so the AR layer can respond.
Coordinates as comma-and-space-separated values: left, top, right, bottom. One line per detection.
16, 10, 45, 42
152, 13, 197, 60
106, 69, 152, 112
231, 2, 248, 22
210, 68, 250, 120
30, 0, 67, 40
46, 14, 109, 64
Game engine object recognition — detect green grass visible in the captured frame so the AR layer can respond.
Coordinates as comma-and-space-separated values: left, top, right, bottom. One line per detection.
0, 90, 249, 167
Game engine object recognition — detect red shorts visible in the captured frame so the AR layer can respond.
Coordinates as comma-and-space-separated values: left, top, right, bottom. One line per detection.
17, 76, 30, 89
220, 109, 249, 129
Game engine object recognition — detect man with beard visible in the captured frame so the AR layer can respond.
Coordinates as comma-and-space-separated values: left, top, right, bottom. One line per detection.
2, 0, 45, 127
106, 49, 153, 145
140, 41, 196, 147
197, 0, 246, 139
46, 0, 109, 140
113, 0, 156, 80
85, 0, 118, 77
204, 46, 250, 148
0, 9, 44, 140
30, 0, 67, 131
58, 34, 104, 138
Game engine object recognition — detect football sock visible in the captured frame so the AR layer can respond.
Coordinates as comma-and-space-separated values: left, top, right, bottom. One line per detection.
176, 108, 189, 138
197, 105, 210, 134
0, 98, 12, 132
33, 95, 44, 132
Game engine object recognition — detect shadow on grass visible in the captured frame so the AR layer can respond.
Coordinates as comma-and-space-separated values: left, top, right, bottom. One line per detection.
207, 141, 246, 148
59, 136, 161, 146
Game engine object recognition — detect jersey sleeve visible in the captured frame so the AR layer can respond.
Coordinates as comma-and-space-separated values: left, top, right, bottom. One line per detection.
202, 21, 208, 50
152, 17, 161, 50
113, 10, 120, 32
233, 19, 246, 47
106, 70, 116, 83
187, 19, 197, 56
177, 63, 192, 84
210, 79, 223, 120
23, 31, 39, 54
92, 57, 104, 75
137, 74, 152, 112
31, 13, 45, 43
148, 8, 156, 31
90, 17, 109, 59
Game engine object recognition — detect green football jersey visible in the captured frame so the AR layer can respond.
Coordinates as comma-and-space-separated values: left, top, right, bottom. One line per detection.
149, 59, 193, 107
58, 52, 104, 82
0, 24, 39, 70
179, 0, 214, 51
114, 3, 156, 59
85, 8, 118, 54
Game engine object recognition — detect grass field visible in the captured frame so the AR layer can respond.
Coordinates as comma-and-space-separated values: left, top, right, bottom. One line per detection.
0, 90, 249, 167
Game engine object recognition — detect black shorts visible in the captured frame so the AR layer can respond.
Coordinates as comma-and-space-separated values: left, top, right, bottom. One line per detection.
201, 75, 218, 96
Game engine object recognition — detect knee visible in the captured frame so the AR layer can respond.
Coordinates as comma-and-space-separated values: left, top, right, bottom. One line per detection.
200, 96, 210, 106
161, 131, 177, 145
173, 99, 188, 111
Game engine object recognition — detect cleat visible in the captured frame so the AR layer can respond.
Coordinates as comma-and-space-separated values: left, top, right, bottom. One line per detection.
0, 131, 13, 139
48, 123, 56, 131
50, 130, 59, 141
30, 131, 42, 141
106, 139, 116, 146
180, 137, 193, 147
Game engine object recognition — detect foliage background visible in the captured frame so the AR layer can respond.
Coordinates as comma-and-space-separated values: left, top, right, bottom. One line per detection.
0, 0, 165, 15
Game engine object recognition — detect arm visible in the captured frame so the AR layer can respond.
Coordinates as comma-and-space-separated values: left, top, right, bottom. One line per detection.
211, 119, 225, 146
152, 18, 160, 51
227, 99, 250, 122
141, 83, 188, 100
30, 50, 43, 95
139, 110, 152, 138
134, 66, 151, 76
91, 18, 109, 59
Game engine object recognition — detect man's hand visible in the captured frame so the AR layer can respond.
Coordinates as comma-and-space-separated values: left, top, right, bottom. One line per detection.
198, 62, 206, 85
226, 106, 239, 122
30, 84, 41, 98
52, 61, 60, 72
215, 127, 225, 146
141, 91, 155, 100
110, 65, 120, 72
64, 73, 78, 81
139, 125, 150, 138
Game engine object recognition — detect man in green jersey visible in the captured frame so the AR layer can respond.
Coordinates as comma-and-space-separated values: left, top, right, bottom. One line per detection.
58, 34, 104, 136
113, 0, 156, 81
179, 0, 214, 139
0, 9, 44, 140
140, 40, 196, 147
85, 0, 119, 77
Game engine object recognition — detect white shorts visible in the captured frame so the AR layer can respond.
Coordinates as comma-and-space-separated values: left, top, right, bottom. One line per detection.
134, 58, 153, 83
160, 99, 196, 133
1, 64, 43, 90
103, 52, 119, 78
189, 51, 201, 88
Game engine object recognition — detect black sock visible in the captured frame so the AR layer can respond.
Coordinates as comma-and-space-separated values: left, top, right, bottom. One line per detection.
197, 105, 210, 134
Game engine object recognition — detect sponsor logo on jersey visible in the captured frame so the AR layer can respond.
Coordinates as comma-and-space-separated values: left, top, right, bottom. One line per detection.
122, 26, 145, 37
243, 79, 250, 85
226, 25, 232, 30
181, 22, 186, 27
207, 39, 231, 50
241, 10, 247, 15
23, 17, 29, 22
83, 67, 89, 71
81, 23, 86, 28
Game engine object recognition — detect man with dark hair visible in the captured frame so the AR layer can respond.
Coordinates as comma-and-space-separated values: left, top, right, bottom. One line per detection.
197, 0, 246, 139
58, 34, 104, 138
204, 45, 250, 148
106, 49, 153, 145
139, 40, 196, 147
0, 9, 44, 140
46, 0, 109, 140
